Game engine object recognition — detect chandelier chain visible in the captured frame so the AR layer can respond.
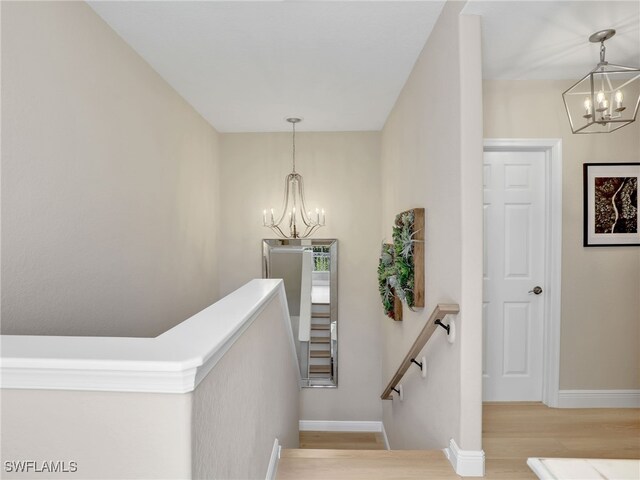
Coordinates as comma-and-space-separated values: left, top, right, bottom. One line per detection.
292, 121, 296, 173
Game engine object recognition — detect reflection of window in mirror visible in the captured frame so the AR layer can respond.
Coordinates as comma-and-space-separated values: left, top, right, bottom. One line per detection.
311, 246, 330, 305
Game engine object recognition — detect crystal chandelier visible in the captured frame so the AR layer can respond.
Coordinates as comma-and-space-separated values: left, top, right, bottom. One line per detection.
562, 29, 640, 134
263, 118, 325, 238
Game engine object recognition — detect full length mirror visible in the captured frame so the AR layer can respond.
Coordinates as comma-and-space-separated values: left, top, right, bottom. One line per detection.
262, 239, 338, 387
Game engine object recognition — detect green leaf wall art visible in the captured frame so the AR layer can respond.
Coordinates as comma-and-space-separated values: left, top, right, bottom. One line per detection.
378, 208, 425, 320
378, 243, 402, 320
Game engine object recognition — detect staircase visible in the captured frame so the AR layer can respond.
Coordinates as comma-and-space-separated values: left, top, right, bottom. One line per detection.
277, 449, 459, 479
308, 303, 333, 379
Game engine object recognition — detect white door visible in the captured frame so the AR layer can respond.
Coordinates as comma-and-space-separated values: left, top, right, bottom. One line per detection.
483, 150, 546, 401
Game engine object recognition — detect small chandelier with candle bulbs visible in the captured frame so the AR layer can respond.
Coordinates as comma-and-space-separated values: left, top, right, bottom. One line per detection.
562, 29, 640, 134
263, 118, 325, 238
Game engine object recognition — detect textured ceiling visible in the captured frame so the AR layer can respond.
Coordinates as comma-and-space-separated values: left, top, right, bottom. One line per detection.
89, 1, 640, 132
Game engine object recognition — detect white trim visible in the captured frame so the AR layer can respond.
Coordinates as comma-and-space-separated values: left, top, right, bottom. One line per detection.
527, 458, 554, 480
527, 458, 640, 480
381, 422, 390, 450
299, 420, 384, 433
557, 389, 640, 408
483, 139, 563, 407
265, 438, 281, 480
444, 438, 485, 477
0, 279, 301, 393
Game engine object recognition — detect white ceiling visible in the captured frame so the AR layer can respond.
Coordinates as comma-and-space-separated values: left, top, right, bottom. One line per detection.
88, 1, 446, 132
462, 0, 640, 80
88, 1, 640, 133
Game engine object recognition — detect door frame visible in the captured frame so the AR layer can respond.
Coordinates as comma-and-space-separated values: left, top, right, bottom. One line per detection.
483, 138, 562, 407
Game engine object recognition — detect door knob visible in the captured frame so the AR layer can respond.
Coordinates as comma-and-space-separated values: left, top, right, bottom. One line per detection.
528, 286, 543, 295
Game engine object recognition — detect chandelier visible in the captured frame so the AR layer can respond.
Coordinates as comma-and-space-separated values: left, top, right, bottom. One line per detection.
562, 29, 640, 134
263, 118, 325, 238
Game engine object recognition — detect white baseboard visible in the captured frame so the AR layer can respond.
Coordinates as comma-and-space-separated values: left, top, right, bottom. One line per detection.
557, 389, 640, 408
299, 420, 384, 432
265, 438, 280, 480
444, 438, 485, 477
381, 422, 390, 450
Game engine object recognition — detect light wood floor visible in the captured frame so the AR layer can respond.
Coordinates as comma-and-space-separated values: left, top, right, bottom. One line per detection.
299, 431, 386, 450
278, 404, 640, 479
277, 449, 459, 480
483, 403, 640, 479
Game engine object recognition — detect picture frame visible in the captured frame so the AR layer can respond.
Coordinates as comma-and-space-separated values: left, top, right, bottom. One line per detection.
583, 163, 640, 247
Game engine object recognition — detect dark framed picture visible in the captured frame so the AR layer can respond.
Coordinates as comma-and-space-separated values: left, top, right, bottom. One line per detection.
583, 163, 640, 247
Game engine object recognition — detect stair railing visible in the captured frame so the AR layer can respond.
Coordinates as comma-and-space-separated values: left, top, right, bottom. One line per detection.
381, 303, 459, 400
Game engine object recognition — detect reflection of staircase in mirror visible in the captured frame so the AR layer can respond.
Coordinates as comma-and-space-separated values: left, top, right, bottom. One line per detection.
308, 303, 332, 378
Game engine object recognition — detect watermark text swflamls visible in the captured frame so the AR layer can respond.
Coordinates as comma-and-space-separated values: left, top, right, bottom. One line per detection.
4, 460, 78, 473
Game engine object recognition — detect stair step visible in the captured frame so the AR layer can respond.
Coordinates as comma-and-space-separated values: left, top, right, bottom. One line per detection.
311, 324, 330, 330
310, 350, 331, 358
310, 336, 330, 344
309, 365, 331, 374
311, 312, 331, 318
278, 449, 458, 478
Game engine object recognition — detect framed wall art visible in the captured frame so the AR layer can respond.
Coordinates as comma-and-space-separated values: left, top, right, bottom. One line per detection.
583, 163, 640, 246
392, 208, 425, 308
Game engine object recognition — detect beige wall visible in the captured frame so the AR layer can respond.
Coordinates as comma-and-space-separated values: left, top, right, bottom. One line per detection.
218, 132, 383, 421
484, 80, 640, 390
1, 1, 220, 337
379, 2, 483, 451
1, 389, 193, 479
193, 293, 300, 479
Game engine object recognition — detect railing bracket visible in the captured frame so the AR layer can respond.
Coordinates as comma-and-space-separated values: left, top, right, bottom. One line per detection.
435, 319, 450, 334
411, 357, 427, 378
392, 384, 404, 401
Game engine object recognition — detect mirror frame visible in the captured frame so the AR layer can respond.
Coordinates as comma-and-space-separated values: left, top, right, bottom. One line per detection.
262, 238, 338, 388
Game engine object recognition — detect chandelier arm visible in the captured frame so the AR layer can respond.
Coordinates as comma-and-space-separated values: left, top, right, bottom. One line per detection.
604, 64, 640, 73
300, 225, 313, 238
296, 174, 314, 227
610, 73, 640, 91
270, 224, 288, 239
272, 173, 293, 227
300, 224, 320, 239
309, 224, 322, 237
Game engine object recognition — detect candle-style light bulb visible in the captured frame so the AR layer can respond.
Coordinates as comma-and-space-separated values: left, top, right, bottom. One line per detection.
263, 209, 267, 226
614, 90, 626, 112
316, 208, 320, 224
583, 97, 593, 118
595, 90, 607, 112
270, 208, 274, 224
321, 208, 325, 225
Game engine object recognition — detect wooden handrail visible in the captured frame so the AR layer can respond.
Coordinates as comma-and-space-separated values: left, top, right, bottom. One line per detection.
381, 303, 459, 400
